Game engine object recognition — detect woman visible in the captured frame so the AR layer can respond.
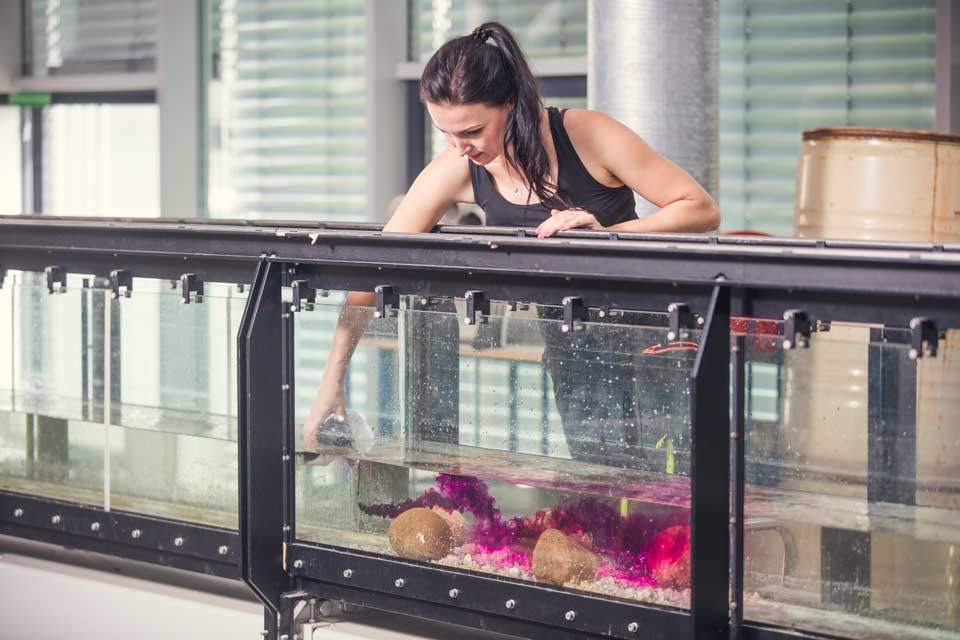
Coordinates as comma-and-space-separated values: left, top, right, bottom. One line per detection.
305, 22, 719, 463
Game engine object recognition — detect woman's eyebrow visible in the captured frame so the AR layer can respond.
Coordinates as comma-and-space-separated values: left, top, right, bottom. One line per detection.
435, 124, 483, 134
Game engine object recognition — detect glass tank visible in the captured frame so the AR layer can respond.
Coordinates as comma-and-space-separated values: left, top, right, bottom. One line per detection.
0, 271, 244, 528
295, 295, 699, 609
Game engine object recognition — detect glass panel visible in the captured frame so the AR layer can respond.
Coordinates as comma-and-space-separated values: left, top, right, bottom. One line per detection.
410, 0, 587, 62
741, 322, 960, 639
42, 105, 160, 217
24, 0, 157, 76
297, 297, 697, 608
0, 272, 244, 528
107, 279, 245, 527
0, 271, 105, 506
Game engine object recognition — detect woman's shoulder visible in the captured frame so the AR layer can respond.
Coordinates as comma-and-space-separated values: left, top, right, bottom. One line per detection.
421, 145, 475, 203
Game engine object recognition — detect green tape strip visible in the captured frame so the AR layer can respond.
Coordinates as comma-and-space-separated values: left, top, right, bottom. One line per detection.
9, 92, 52, 107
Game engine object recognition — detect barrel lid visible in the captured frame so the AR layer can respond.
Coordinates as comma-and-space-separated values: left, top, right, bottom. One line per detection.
803, 127, 960, 145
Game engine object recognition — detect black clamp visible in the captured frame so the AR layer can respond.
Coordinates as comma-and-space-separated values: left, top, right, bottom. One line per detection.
109, 269, 133, 299
464, 290, 490, 325
290, 280, 316, 313
909, 317, 938, 359
667, 302, 699, 341
180, 273, 204, 304
374, 285, 398, 318
782, 309, 813, 350
562, 296, 587, 333
45, 266, 66, 294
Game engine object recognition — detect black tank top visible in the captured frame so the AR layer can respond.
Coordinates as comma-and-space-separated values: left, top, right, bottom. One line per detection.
469, 107, 637, 228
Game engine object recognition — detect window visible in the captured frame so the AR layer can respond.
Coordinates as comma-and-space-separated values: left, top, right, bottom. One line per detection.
209, 0, 367, 221
719, 0, 937, 234
24, 0, 157, 76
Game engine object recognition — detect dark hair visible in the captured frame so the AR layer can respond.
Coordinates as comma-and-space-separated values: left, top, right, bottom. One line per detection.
420, 22, 556, 205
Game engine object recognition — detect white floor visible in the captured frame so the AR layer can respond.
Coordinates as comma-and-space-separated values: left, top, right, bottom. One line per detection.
0, 537, 514, 640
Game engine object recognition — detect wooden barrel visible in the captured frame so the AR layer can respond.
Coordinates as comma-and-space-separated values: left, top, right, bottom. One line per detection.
795, 127, 960, 242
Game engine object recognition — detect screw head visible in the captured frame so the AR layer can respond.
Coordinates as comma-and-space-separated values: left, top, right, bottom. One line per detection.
174, 537, 184, 547
394, 578, 405, 589
628, 622, 639, 633
448, 588, 459, 599
218, 545, 229, 556
505, 599, 516, 610
342, 569, 353, 579
131, 529, 141, 539
293, 559, 303, 569
90, 522, 100, 532
564, 610, 577, 622
13, 508, 22, 518
51, 515, 61, 525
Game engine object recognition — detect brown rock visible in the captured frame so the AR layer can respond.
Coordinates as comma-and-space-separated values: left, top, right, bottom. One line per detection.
532, 528, 598, 586
388, 507, 454, 561
430, 507, 467, 547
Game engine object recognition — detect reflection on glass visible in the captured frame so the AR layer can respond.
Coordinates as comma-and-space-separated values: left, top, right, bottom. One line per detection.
0, 273, 242, 527
297, 297, 696, 608
741, 323, 960, 639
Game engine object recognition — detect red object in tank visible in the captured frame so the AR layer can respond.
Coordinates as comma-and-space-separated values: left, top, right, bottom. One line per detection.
646, 524, 691, 590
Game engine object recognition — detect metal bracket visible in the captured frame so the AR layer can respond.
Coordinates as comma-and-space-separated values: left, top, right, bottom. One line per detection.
561, 296, 587, 333
464, 290, 489, 325
909, 317, 938, 359
289, 280, 316, 313
782, 309, 812, 350
45, 265, 66, 294
180, 273, 204, 304
109, 269, 133, 299
667, 302, 699, 341
374, 285, 398, 318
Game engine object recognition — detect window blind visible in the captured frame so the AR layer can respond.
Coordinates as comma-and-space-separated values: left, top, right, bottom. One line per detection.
25, 0, 157, 75
719, 0, 937, 234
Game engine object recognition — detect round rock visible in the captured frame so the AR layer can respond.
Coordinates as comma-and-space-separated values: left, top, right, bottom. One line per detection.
388, 507, 454, 561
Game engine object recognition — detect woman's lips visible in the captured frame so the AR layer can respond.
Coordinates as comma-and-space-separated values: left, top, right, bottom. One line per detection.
468, 153, 482, 162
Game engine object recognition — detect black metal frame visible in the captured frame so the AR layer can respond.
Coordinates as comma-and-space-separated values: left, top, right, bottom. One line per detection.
2, 217, 960, 640
0, 490, 239, 578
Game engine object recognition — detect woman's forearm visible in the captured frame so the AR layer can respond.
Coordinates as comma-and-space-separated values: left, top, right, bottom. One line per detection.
321, 291, 376, 384
607, 197, 720, 233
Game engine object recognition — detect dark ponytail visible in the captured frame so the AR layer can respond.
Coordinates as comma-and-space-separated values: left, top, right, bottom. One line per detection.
420, 22, 557, 205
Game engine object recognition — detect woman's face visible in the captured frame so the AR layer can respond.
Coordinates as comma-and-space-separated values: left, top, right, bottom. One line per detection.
426, 101, 511, 166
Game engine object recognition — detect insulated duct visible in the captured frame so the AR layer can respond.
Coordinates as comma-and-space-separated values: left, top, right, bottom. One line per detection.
588, 0, 719, 216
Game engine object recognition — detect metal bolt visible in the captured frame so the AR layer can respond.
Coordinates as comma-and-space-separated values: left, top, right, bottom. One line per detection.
448, 588, 459, 599
132, 529, 141, 539
394, 578, 405, 589
281, 383, 290, 391
293, 559, 304, 569
282, 454, 290, 461
564, 611, 577, 622
667, 331, 677, 341
696, 316, 705, 326
283, 524, 291, 532
219, 545, 229, 556
51, 515, 61, 525
13, 508, 22, 518
505, 599, 516, 610
174, 537, 184, 547
342, 569, 353, 579
90, 522, 100, 532
628, 622, 639, 633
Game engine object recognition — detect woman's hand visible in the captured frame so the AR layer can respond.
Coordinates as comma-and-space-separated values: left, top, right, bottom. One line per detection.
302, 381, 347, 451
536, 208, 604, 238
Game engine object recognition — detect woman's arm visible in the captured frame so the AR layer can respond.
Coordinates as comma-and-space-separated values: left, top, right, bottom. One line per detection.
536, 110, 720, 237
306, 147, 472, 437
